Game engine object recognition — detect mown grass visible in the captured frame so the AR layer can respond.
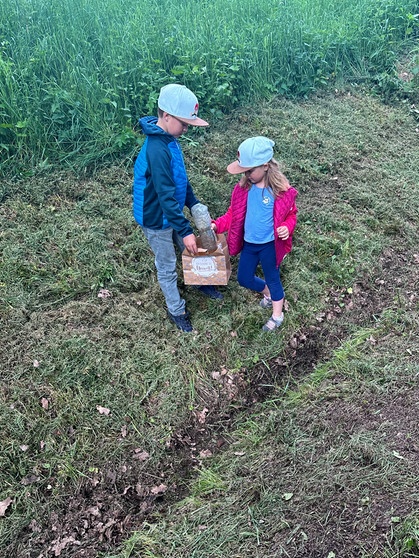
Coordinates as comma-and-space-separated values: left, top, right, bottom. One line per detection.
127, 317, 418, 558
1, 0, 418, 171
1, 88, 418, 556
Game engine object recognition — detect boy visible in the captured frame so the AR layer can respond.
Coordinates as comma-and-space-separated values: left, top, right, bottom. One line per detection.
133, 83, 222, 332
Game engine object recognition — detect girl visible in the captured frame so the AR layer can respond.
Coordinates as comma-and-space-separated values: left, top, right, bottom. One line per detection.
212, 136, 298, 331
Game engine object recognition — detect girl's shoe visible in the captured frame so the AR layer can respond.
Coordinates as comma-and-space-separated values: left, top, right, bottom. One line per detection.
259, 295, 272, 309
262, 313, 284, 332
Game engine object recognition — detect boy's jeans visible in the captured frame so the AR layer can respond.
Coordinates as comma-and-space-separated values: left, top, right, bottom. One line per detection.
141, 226, 186, 316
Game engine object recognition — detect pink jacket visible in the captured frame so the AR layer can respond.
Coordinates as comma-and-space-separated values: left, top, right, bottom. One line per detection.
213, 184, 298, 267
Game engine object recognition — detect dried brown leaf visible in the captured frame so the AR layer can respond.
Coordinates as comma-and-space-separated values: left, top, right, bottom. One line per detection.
199, 449, 213, 458
97, 289, 112, 298
150, 483, 167, 495
86, 506, 101, 517
0, 497, 12, 517
20, 474, 40, 485
289, 338, 298, 349
133, 449, 149, 461
96, 405, 111, 416
50, 536, 81, 556
196, 407, 209, 424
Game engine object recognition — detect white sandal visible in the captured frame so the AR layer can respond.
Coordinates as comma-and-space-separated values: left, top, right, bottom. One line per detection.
262, 314, 284, 331
259, 295, 272, 309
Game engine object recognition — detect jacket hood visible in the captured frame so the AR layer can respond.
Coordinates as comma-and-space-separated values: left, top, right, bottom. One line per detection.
139, 116, 169, 137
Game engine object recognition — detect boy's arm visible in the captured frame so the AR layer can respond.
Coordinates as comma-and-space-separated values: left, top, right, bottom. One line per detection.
148, 145, 194, 238
185, 181, 199, 210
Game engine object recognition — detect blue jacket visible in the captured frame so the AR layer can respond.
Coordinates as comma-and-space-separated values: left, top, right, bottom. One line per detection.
133, 116, 199, 238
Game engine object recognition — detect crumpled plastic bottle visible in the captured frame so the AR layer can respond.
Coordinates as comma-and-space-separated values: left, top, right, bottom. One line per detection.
191, 203, 218, 252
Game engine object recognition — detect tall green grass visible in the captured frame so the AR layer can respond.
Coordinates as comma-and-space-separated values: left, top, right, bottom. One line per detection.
0, 0, 418, 171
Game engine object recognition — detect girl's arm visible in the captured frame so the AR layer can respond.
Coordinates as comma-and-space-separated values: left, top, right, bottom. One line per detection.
280, 202, 298, 236
212, 183, 243, 233
212, 205, 233, 234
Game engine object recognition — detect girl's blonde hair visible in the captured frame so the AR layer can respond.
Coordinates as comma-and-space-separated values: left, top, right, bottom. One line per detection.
239, 158, 290, 196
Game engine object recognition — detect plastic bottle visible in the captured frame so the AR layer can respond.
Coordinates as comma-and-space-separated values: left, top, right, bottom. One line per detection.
191, 203, 218, 252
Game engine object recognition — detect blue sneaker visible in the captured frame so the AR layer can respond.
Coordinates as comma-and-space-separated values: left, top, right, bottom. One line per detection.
167, 311, 193, 332
194, 285, 224, 300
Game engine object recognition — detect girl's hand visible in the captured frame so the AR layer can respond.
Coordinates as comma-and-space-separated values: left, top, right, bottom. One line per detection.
211, 223, 217, 232
277, 226, 289, 240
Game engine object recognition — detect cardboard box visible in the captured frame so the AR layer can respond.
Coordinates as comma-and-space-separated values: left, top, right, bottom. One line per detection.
182, 234, 231, 285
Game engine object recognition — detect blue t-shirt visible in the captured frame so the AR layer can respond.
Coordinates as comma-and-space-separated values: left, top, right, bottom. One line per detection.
244, 184, 275, 243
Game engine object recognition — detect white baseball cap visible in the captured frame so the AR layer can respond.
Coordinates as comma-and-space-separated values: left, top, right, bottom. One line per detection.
158, 84, 209, 126
227, 136, 275, 174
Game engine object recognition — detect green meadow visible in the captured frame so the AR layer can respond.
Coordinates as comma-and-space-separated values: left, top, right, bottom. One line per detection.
1, 0, 419, 556
1, 0, 418, 171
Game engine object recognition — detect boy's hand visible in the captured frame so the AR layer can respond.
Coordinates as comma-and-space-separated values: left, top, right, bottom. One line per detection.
277, 226, 289, 240
183, 233, 198, 255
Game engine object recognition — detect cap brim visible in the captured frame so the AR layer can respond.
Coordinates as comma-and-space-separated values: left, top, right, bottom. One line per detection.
177, 116, 209, 127
227, 161, 252, 174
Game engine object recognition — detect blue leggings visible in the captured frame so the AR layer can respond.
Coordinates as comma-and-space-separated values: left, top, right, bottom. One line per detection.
237, 241, 284, 301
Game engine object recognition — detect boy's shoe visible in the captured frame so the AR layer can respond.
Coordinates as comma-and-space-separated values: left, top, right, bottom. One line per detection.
262, 313, 284, 332
194, 285, 224, 300
167, 311, 193, 332
259, 295, 272, 309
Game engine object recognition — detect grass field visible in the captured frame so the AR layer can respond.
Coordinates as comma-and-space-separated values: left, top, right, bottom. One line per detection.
1, 88, 419, 556
1, 0, 418, 171
1, 0, 419, 556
